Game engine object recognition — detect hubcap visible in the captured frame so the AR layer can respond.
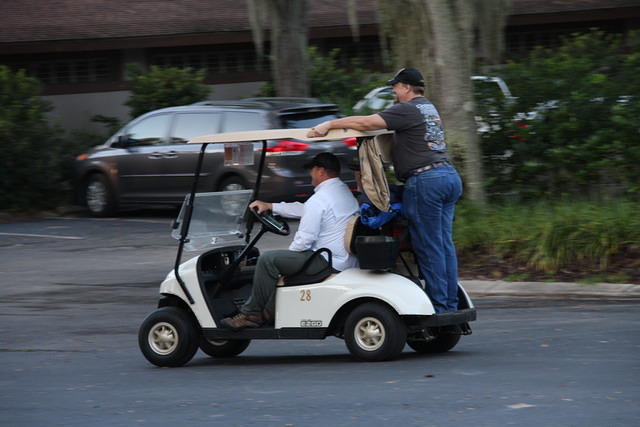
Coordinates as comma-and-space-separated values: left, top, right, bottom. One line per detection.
148, 322, 179, 355
86, 180, 106, 213
220, 194, 244, 216
354, 316, 386, 351
223, 183, 245, 191
220, 182, 246, 215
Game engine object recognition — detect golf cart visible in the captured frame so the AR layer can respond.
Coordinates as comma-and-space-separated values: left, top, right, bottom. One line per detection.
138, 128, 476, 367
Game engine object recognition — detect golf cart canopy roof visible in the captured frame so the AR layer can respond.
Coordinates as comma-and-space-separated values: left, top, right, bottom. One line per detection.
188, 127, 398, 213
188, 128, 393, 144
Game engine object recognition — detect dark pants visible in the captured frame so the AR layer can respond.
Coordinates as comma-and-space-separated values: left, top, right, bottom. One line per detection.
240, 250, 329, 316
403, 165, 463, 313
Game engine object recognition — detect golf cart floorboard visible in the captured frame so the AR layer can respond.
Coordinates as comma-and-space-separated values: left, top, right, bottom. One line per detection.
203, 327, 330, 340
404, 308, 477, 327
202, 309, 476, 340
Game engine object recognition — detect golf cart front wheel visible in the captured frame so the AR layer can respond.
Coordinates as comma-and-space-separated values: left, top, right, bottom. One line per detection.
138, 307, 199, 367
199, 338, 251, 358
344, 302, 407, 362
407, 333, 461, 353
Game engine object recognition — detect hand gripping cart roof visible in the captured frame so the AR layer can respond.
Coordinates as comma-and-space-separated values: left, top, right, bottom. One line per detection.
138, 128, 476, 367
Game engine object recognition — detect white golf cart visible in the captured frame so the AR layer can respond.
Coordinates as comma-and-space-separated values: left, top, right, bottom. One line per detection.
138, 128, 476, 367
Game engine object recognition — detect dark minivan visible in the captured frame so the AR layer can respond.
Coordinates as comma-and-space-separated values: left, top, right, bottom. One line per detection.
75, 98, 358, 216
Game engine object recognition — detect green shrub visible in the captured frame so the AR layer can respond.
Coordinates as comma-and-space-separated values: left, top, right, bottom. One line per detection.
307, 47, 386, 115
455, 200, 640, 274
258, 47, 386, 115
0, 66, 67, 211
480, 30, 640, 199
124, 64, 211, 118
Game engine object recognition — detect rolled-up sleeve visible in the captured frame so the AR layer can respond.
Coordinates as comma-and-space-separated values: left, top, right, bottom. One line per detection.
272, 201, 305, 219
288, 197, 324, 252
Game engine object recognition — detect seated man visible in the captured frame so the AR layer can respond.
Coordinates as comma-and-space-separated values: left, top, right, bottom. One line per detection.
221, 152, 359, 330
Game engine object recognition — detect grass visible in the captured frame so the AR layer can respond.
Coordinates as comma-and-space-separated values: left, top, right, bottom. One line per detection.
454, 199, 640, 277
503, 273, 531, 282
577, 273, 630, 285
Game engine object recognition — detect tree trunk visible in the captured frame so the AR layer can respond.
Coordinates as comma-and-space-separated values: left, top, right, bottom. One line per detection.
424, 0, 487, 208
270, 0, 309, 97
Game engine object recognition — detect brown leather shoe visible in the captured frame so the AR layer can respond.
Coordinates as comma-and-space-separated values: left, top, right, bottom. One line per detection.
221, 312, 263, 330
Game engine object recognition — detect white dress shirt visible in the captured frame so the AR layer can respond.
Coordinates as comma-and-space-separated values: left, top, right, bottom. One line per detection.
272, 177, 359, 271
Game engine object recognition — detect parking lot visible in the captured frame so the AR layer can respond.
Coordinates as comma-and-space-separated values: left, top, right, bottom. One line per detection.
1, 212, 639, 426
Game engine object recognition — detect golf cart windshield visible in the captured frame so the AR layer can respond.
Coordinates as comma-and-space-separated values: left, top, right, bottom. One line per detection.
174, 128, 394, 252
172, 189, 253, 251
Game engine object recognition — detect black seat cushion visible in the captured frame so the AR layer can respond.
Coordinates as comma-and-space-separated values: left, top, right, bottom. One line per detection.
281, 248, 336, 287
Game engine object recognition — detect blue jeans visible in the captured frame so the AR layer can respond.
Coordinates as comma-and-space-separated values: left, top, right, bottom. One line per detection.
403, 165, 462, 313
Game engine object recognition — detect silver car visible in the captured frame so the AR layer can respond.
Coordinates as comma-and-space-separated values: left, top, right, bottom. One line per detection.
75, 99, 357, 216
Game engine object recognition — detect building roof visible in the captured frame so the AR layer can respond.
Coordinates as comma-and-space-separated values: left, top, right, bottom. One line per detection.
0, 0, 638, 45
0, 0, 378, 44
510, 0, 640, 15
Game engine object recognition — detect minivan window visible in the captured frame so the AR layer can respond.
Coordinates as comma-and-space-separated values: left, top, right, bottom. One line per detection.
171, 113, 221, 143
222, 112, 269, 132
126, 114, 170, 146
281, 112, 340, 129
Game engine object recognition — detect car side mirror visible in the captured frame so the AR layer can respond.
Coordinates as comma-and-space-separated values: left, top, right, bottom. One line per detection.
117, 134, 133, 147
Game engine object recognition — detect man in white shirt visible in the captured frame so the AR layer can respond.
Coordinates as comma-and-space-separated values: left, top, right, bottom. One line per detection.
221, 152, 359, 330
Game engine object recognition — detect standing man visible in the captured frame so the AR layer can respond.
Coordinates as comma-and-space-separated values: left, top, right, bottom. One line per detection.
221, 152, 359, 329
307, 68, 462, 313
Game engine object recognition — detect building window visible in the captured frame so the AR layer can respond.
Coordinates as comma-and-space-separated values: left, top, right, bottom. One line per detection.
150, 44, 269, 76
3, 52, 117, 86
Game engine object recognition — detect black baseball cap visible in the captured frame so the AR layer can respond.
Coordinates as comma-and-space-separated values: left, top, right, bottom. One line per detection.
386, 67, 425, 87
303, 152, 341, 174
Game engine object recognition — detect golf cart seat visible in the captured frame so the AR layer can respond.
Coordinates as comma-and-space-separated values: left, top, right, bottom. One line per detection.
276, 248, 338, 287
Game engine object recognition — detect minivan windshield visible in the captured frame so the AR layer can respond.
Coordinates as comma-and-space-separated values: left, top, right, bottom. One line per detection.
281, 112, 340, 129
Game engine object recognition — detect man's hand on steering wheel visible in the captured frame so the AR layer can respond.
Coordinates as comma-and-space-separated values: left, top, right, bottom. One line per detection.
248, 201, 290, 236
249, 200, 272, 214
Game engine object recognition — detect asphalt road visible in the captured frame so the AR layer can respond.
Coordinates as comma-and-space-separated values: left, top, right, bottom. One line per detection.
1, 211, 639, 426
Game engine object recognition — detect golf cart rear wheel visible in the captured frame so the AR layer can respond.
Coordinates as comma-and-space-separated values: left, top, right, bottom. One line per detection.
199, 338, 251, 358
407, 334, 461, 353
138, 307, 199, 367
344, 302, 407, 362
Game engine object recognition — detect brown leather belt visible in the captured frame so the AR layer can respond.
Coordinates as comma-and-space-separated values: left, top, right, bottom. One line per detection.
411, 161, 448, 176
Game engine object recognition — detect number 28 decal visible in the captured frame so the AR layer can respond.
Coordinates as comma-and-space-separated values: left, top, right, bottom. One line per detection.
299, 289, 311, 301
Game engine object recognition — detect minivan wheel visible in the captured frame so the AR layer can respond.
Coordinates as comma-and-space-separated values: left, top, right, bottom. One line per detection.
138, 307, 199, 367
85, 174, 116, 217
344, 302, 407, 362
218, 175, 247, 192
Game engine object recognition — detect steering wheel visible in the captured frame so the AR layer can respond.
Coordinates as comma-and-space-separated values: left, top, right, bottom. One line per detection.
250, 207, 290, 236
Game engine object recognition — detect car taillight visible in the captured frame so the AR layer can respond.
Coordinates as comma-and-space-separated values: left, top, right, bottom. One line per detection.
342, 137, 357, 147
76, 154, 89, 160
265, 140, 309, 153
508, 122, 530, 141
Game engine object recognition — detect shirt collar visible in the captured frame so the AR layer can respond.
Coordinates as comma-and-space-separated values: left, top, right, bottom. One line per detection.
314, 177, 340, 193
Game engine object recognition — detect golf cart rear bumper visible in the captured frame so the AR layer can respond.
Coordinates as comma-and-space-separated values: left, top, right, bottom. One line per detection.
403, 308, 477, 327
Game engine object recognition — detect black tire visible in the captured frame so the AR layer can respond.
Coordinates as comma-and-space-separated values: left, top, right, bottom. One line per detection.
199, 338, 251, 358
138, 307, 199, 367
218, 175, 248, 192
84, 174, 116, 217
407, 333, 461, 354
344, 302, 407, 362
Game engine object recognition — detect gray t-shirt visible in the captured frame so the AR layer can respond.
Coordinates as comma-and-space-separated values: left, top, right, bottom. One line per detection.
378, 96, 449, 181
